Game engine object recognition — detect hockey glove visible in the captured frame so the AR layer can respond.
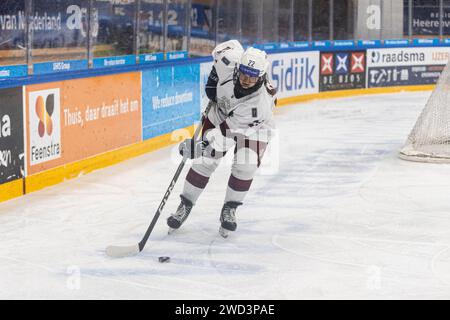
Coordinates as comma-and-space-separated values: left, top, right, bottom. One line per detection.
205, 128, 236, 152
179, 138, 208, 159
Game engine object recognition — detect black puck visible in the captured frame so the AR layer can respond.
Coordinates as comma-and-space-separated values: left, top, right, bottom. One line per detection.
158, 256, 170, 263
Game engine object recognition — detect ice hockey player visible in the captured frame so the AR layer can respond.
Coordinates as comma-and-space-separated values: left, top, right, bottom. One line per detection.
167, 42, 277, 238
204, 39, 245, 103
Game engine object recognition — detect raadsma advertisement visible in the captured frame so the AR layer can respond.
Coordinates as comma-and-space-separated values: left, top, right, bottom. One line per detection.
367, 47, 450, 87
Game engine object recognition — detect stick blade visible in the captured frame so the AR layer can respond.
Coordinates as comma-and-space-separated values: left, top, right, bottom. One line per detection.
106, 244, 140, 258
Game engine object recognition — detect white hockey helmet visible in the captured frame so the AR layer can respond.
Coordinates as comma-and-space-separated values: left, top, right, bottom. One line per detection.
238, 47, 269, 78
212, 40, 244, 61
212, 40, 244, 79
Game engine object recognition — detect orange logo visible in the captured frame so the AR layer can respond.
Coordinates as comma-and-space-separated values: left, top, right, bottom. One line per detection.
35, 94, 54, 137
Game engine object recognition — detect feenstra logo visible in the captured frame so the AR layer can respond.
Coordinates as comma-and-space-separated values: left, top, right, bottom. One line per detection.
35, 94, 54, 137
29, 89, 61, 166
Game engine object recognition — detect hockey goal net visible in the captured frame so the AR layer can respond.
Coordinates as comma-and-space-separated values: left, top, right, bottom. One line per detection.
399, 61, 450, 163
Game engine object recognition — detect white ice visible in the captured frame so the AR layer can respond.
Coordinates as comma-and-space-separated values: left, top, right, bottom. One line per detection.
1, 90, 450, 299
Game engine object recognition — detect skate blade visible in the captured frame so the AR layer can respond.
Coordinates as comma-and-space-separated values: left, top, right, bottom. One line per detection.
219, 227, 229, 238
168, 228, 177, 235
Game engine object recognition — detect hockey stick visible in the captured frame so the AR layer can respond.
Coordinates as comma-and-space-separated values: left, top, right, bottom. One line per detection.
106, 102, 213, 258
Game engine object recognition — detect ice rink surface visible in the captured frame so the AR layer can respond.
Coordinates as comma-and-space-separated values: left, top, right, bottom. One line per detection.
2, 90, 450, 299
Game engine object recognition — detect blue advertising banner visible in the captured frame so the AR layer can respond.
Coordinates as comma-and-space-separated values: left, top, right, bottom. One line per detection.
288, 41, 309, 49
0, 65, 28, 78
254, 43, 279, 51
139, 53, 164, 64
93, 55, 136, 69
142, 63, 201, 140
358, 40, 382, 47
333, 40, 355, 48
166, 51, 188, 61
33, 59, 87, 75
384, 39, 410, 46
312, 41, 332, 49
412, 38, 440, 46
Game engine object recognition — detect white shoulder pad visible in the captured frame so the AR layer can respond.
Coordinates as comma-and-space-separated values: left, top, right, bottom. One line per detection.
212, 40, 244, 81
211, 40, 244, 60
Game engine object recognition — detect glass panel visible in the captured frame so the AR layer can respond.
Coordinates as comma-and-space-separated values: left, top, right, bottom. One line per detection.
262, 0, 278, 43
312, 0, 330, 40
444, 0, 450, 37
93, 0, 135, 58
165, 0, 188, 52
408, 0, 441, 37
0, 0, 26, 66
191, 0, 215, 57
334, 0, 355, 40
241, 0, 260, 45
354, 0, 404, 40
278, 0, 292, 42
381, 0, 407, 39
217, 0, 240, 44
293, 0, 308, 41
31, 0, 89, 63
139, 0, 164, 54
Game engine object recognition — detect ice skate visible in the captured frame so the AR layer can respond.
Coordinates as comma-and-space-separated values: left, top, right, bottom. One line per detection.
219, 201, 242, 238
167, 195, 193, 233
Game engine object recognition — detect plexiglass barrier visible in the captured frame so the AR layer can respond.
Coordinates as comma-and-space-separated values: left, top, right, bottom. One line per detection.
1, 0, 450, 76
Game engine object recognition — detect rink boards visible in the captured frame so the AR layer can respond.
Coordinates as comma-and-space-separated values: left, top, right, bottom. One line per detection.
0, 43, 448, 202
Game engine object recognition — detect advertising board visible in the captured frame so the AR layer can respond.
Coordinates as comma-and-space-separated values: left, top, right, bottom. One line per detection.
268, 51, 320, 99
319, 51, 366, 91
0, 87, 24, 184
25, 72, 142, 175
367, 47, 450, 87
142, 63, 201, 140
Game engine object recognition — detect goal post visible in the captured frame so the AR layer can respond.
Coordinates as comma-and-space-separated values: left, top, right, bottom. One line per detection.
399, 61, 450, 163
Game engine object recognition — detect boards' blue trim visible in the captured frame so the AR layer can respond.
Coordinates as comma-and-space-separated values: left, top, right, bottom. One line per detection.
0, 56, 213, 89
93, 55, 136, 69
139, 53, 164, 64
0, 65, 28, 79
166, 51, 188, 60
2, 37, 450, 89
33, 59, 88, 75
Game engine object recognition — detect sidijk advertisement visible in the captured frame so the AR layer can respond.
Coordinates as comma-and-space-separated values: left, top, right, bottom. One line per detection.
25, 72, 142, 175
268, 51, 320, 99
142, 63, 201, 140
0, 87, 24, 184
367, 47, 450, 87
319, 51, 366, 92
